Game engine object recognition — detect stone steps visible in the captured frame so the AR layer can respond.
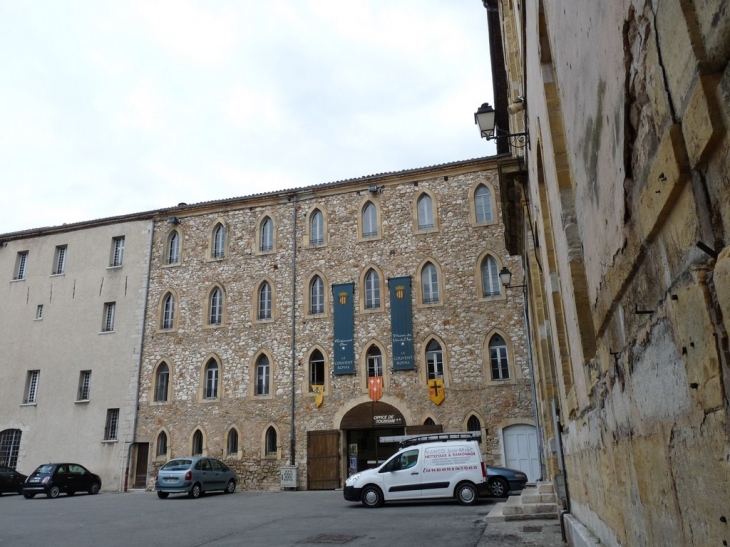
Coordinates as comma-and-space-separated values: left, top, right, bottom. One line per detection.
485, 481, 560, 522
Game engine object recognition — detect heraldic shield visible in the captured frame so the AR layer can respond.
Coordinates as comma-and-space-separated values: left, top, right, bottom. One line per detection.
368, 376, 383, 402
428, 378, 445, 405
312, 385, 324, 408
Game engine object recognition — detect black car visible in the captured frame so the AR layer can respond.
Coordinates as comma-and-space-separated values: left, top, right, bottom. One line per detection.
486, 465, 529, 497
22, 463, 101, 499
0, 466, 27, 495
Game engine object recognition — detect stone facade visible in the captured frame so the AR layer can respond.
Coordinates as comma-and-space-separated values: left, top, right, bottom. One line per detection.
489, 0, 730, 545
0, 218, 152, 491
133, 157, 536, 490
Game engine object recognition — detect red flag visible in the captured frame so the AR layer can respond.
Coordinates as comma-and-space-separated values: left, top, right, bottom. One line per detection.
368, 376, 383, 402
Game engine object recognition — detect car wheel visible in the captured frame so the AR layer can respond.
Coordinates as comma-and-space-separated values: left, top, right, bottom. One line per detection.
188, 483, 201, 499
456, 482, 478, 506
88, 482, 100, 495
488, 477, 510, 498
66, 491, 75, 496
23, 492, 35, 499
157, 491, 169, 499
360, 485, 383, 508
48, 486, 60, 499
225, 480, 235, 494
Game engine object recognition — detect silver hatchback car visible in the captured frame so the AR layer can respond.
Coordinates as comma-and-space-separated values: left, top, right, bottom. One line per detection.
155, 457, 237, 499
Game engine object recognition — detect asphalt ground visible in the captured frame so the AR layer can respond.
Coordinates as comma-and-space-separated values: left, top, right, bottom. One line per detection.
0, 489, 564, 546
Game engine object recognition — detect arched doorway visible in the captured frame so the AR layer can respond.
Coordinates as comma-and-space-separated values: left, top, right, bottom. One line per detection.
340, 401, 405, 475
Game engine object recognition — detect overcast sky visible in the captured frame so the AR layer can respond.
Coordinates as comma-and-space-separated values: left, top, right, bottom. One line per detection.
0, 1, 495, 235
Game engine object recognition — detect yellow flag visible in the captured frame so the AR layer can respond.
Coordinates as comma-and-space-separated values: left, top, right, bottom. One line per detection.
428, 378, 445, 405
312, 385, 324, 408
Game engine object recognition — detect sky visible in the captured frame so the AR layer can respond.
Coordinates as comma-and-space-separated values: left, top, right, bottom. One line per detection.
0, 1, 495, 235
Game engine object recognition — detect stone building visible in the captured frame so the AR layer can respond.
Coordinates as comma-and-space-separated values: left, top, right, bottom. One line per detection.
484, 0, 730, 545
131, 157, 538, 490
0, 216, 153, 491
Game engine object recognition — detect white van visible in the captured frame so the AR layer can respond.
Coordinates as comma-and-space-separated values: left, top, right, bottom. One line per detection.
343, 433, 489, 507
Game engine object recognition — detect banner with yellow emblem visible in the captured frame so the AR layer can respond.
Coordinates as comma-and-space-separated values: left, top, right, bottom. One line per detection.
312, 385, 324, 408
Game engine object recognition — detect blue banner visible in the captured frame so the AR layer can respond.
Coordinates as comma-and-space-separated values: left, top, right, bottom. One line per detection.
332, 283, 355, 375
389, 276, 415, 370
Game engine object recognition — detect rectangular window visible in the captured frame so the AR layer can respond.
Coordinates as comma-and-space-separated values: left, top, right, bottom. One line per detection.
36, 305, 43, 320
24, 371, 40, 404
53, 245, 67, 274
110, 237, 125, 267
104, 409, 119, 440
14, 251, 28, 280
102, 302, 116, 332
77, 371, 91, 401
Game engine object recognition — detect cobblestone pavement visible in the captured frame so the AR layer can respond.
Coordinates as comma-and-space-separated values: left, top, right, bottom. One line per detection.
478, 519, 565, 546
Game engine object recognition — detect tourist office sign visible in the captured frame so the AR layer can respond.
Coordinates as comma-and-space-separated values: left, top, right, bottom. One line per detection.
373, 414, 404, 426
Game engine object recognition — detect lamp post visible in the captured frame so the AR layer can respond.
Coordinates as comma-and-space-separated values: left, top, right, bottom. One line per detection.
474, 102, 529, 149
499, 267, 526, 289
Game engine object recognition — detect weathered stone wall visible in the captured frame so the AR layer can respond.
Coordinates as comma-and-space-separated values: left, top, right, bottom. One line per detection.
136, 158, 535, 490
508, 0, 730, 545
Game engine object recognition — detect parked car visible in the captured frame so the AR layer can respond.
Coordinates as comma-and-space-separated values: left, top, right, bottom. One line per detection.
0, 466, 27, 495
155, 457, 237, 499
22, 463, 101, 499
485, 465, 528, 497
344, 435, 489, 508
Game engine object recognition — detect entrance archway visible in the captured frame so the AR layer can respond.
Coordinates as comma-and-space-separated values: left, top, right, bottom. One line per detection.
340, 401, 406, 475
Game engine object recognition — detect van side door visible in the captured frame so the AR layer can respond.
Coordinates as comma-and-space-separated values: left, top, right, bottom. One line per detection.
380, 448, 422, 501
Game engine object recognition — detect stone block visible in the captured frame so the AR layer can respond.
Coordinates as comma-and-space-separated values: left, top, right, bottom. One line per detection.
682, 74, 725, 168
638, 125, 690, 243
714, 246, 730, 337
655, 0, 700, 113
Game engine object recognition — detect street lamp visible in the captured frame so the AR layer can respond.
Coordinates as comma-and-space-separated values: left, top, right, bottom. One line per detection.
499, 267, 526, 289
474, 102, 530, 149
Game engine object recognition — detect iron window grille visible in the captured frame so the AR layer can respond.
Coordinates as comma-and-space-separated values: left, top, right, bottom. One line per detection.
14, 252, 28, 280
102, 302, 116, 332
24, 371, 40, 404
77, 371, 91, 401
110, 237, 125, 267
53, 245, 67, 274
104, 409, 119, 440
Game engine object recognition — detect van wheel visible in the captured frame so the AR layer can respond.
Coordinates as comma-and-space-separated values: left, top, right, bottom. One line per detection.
361, 486, 383, 508
456, 482, 478, 506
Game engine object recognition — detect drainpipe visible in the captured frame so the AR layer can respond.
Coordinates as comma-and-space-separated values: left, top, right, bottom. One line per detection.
124, 219, 154, 492
289, 194, 298, 466
520, 260, 545, 481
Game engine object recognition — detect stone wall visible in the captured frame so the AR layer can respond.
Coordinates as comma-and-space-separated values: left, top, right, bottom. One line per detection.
135, 158, 535, 490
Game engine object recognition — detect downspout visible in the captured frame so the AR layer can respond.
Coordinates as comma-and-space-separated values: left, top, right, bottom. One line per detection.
289, 194, 298, 467
124, 219, 154, 492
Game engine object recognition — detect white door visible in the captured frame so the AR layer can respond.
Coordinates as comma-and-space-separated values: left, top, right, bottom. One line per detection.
502, 425, 540, 482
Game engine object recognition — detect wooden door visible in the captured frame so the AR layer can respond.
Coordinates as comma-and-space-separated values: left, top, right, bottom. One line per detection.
133, 443, 149, 489
307, 430, 340, 490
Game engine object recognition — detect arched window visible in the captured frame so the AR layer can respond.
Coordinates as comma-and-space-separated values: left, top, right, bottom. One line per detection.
366, 345, 382, 377
265, 426, 277, 456
481, 256, 501, 297
424, 417, 435, 426
467, 415, 482, 433
260, 217, 273, 252
162, 293, 175, 329
309, 349, 325, 391
204, 359, 219, 399
227, 429, 238, 456
209, 288, 222, 325
0, 429, 22, 468
421, 262, 439, 304
255, 355, 270, 395
166, 231, 180, 265
475, 185, 493, 223
192, 430, 203, 456
310, 209, 324, 246
212, 224, 226, 259
258, 282, 272, 319
364, 269, 380, 310
310, 276, 324, 315
417, 194, 434, 230
362, 202, 378, 238
156, 431, 168, 458
426, 339, 443, 380
489, 334, 510, 380
155, 362, 169, 402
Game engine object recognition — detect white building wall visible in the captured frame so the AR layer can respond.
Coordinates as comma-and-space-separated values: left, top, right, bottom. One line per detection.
0, 219, 152, 491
